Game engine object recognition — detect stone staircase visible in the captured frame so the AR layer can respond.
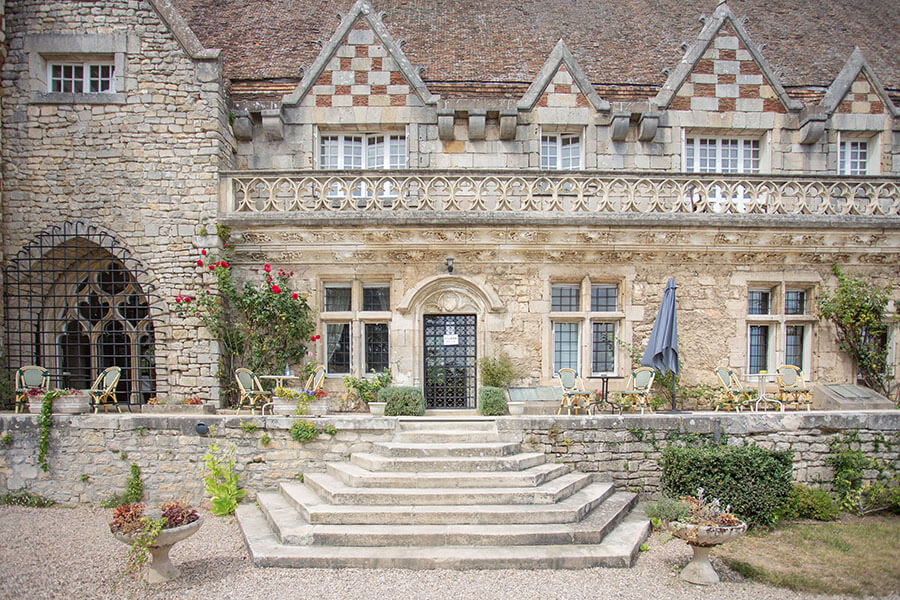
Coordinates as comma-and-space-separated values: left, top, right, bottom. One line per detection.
236, 418, 650, 569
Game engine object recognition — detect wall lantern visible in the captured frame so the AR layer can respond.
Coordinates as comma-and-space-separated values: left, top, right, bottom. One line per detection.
446, 257, 454, 273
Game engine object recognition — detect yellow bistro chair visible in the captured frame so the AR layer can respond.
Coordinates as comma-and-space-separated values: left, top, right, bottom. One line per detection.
713, 367, 755, 412
776, 365, 812, 411
234, 368, 268, 415
15, 366, 50, 413
616, 367, 656, 414
557, 368, 590, 415
90, 366, 122, 413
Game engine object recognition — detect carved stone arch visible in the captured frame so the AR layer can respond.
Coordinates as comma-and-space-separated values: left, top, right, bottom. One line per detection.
396, 274, 505, 315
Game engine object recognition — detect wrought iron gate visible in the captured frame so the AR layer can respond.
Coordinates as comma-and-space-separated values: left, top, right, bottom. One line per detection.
423, 314, 476, 408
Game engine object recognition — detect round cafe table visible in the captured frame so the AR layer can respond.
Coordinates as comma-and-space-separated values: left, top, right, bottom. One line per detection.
745, 371, 783, 412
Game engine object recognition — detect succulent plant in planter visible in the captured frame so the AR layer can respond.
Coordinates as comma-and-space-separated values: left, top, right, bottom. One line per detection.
109, 501, 202, 583
666, 488, 747, 585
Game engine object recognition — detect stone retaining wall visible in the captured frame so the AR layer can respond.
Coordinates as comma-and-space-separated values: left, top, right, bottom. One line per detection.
0, 411, 897, 505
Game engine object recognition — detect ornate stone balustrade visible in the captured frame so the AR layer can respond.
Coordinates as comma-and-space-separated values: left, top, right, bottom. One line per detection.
222, 170, 900, 218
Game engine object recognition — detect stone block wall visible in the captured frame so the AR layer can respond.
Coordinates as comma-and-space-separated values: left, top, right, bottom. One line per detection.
0, 412, 896, 506
1, 0, 233, 402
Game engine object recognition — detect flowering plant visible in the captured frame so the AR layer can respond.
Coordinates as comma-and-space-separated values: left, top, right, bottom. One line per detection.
109, 501, 200, 577
676, 488, 742, 527
171, 243, 316, 405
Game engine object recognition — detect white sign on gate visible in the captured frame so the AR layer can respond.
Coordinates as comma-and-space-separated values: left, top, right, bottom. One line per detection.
443, 334, 459, 346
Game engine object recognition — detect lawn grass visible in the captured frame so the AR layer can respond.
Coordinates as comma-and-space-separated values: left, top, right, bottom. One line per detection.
714, 513, 900, 597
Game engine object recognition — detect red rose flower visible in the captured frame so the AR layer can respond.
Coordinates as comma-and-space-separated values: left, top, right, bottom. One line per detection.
221, 262, 229, 268
184, 297, 192, 303
263, 264, 271, 273
201, 249, 207, 256
196, 259, 203, 267
209, 265, 214, 271
174, 296, 182, 303
292, 293, 299, 300
271, 285, 281, 294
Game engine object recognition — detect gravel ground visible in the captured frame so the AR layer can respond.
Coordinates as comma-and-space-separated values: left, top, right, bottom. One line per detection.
1, 505, 895, 600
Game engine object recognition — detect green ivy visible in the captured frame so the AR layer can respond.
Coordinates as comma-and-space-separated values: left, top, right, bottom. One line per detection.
816, 264, 895, 401
37, 389, 67, 472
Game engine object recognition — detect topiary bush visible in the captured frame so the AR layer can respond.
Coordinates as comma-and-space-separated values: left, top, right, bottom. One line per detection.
661, 444, 793, 528
380, 386, 425, 416
777, 483, 839, 521
478, 386, 508, 416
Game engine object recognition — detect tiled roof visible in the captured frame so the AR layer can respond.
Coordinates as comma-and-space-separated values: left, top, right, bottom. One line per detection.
172, 0, 900, 91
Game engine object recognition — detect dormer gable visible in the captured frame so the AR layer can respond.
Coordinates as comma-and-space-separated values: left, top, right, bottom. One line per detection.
821, 48, 900, 118
517, 40, 609, 113
283, 0, 436, 108
655, 2, 801, 114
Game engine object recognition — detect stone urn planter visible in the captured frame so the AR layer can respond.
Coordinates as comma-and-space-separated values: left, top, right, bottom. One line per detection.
669, 521, 748, 584
507, 401, 526, 415
368, 401, 387, 416
113, 517, 203, 583
54, 390, 92, 414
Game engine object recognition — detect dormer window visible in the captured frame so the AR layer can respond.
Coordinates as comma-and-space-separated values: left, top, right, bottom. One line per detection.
540, 133, 581, 170
838, 140, 868, 175
685, 137, 760, 174
319, 134, 406, 170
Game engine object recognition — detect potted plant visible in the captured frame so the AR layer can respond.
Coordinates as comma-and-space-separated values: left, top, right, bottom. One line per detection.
109, 501, 202, 583
667, 488, 747, 585
272, 386, 310, 416
27, 388, 90, 414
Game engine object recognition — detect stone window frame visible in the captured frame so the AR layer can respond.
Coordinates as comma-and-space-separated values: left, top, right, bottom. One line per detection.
540, 130, 583, 171
25, 33, 134, 104
745, 283, 815, 375
548, 278, 625, 378
320, 280, 392, 378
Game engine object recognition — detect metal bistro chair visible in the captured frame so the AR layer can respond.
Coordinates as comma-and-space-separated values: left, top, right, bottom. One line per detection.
90, 366, 122, 413
713, 367, 755, 412
234, 368, 268, 415
557, 368, 590, 415
776, 365, 812, 411
616, 367, 656, 414
15, 365, 50, 413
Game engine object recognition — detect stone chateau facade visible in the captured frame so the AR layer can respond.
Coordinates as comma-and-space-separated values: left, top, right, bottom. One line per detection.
1, 0, 899, 408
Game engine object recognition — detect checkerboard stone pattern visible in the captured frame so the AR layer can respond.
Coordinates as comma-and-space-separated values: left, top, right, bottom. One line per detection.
670, 23, 785, 113
303, 25, 413, 108
536, 66, 591, 108
836, 74, 886, 114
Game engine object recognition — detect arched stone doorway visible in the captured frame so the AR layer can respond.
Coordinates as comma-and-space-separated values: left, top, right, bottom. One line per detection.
3, 222, 160, 406
395, 274, 505, 409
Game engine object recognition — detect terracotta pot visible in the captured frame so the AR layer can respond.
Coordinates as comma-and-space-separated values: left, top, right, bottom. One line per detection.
669, 521, 747, 584
112, 517, 203, 583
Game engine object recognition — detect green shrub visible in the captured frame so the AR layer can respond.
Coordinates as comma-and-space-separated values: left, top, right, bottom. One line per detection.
380, 386, 425, 416
644, 495, 689, 528
778, 483, 839, 521
202, 443, 246, 516
479, 354, 519, 389
661, 444, 793, 528
288, 419, 319, 443
478, 386, 508, 416
862, 484, 900, 515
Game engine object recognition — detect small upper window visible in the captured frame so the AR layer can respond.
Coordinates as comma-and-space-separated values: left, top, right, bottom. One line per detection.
590, 285, 617, 312
685, 137, 760, 174
324, 286, 352, 312
551, 284, 580, 312
748, 290, 771, 315
49, 62, 115, 93
362, 286, 390, 312
541, 134, 581, 170
839, 140, 868, 175
784, 290, 806, 315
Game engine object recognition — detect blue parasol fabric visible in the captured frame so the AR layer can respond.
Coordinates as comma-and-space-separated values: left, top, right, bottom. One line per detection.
641, 278, 679, 377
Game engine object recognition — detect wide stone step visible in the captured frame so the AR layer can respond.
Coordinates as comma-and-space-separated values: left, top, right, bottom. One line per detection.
257, 488, 639, 547
237, 502, 651, 569
303, 471, 593, 505
393, 430, 502, 443
372, 441, 521, 458
327, 461, 569, 489
396, 418, 497, 433
351, 451, 548, 473
280, 480, 615, 525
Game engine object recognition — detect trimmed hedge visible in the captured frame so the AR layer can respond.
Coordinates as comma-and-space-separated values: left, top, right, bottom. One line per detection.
661, 444, 793, 527
478, 386, 508, 416
379, 386, 425, 416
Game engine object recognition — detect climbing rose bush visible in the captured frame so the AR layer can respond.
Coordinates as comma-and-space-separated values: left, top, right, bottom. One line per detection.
171, 251, 316, 405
